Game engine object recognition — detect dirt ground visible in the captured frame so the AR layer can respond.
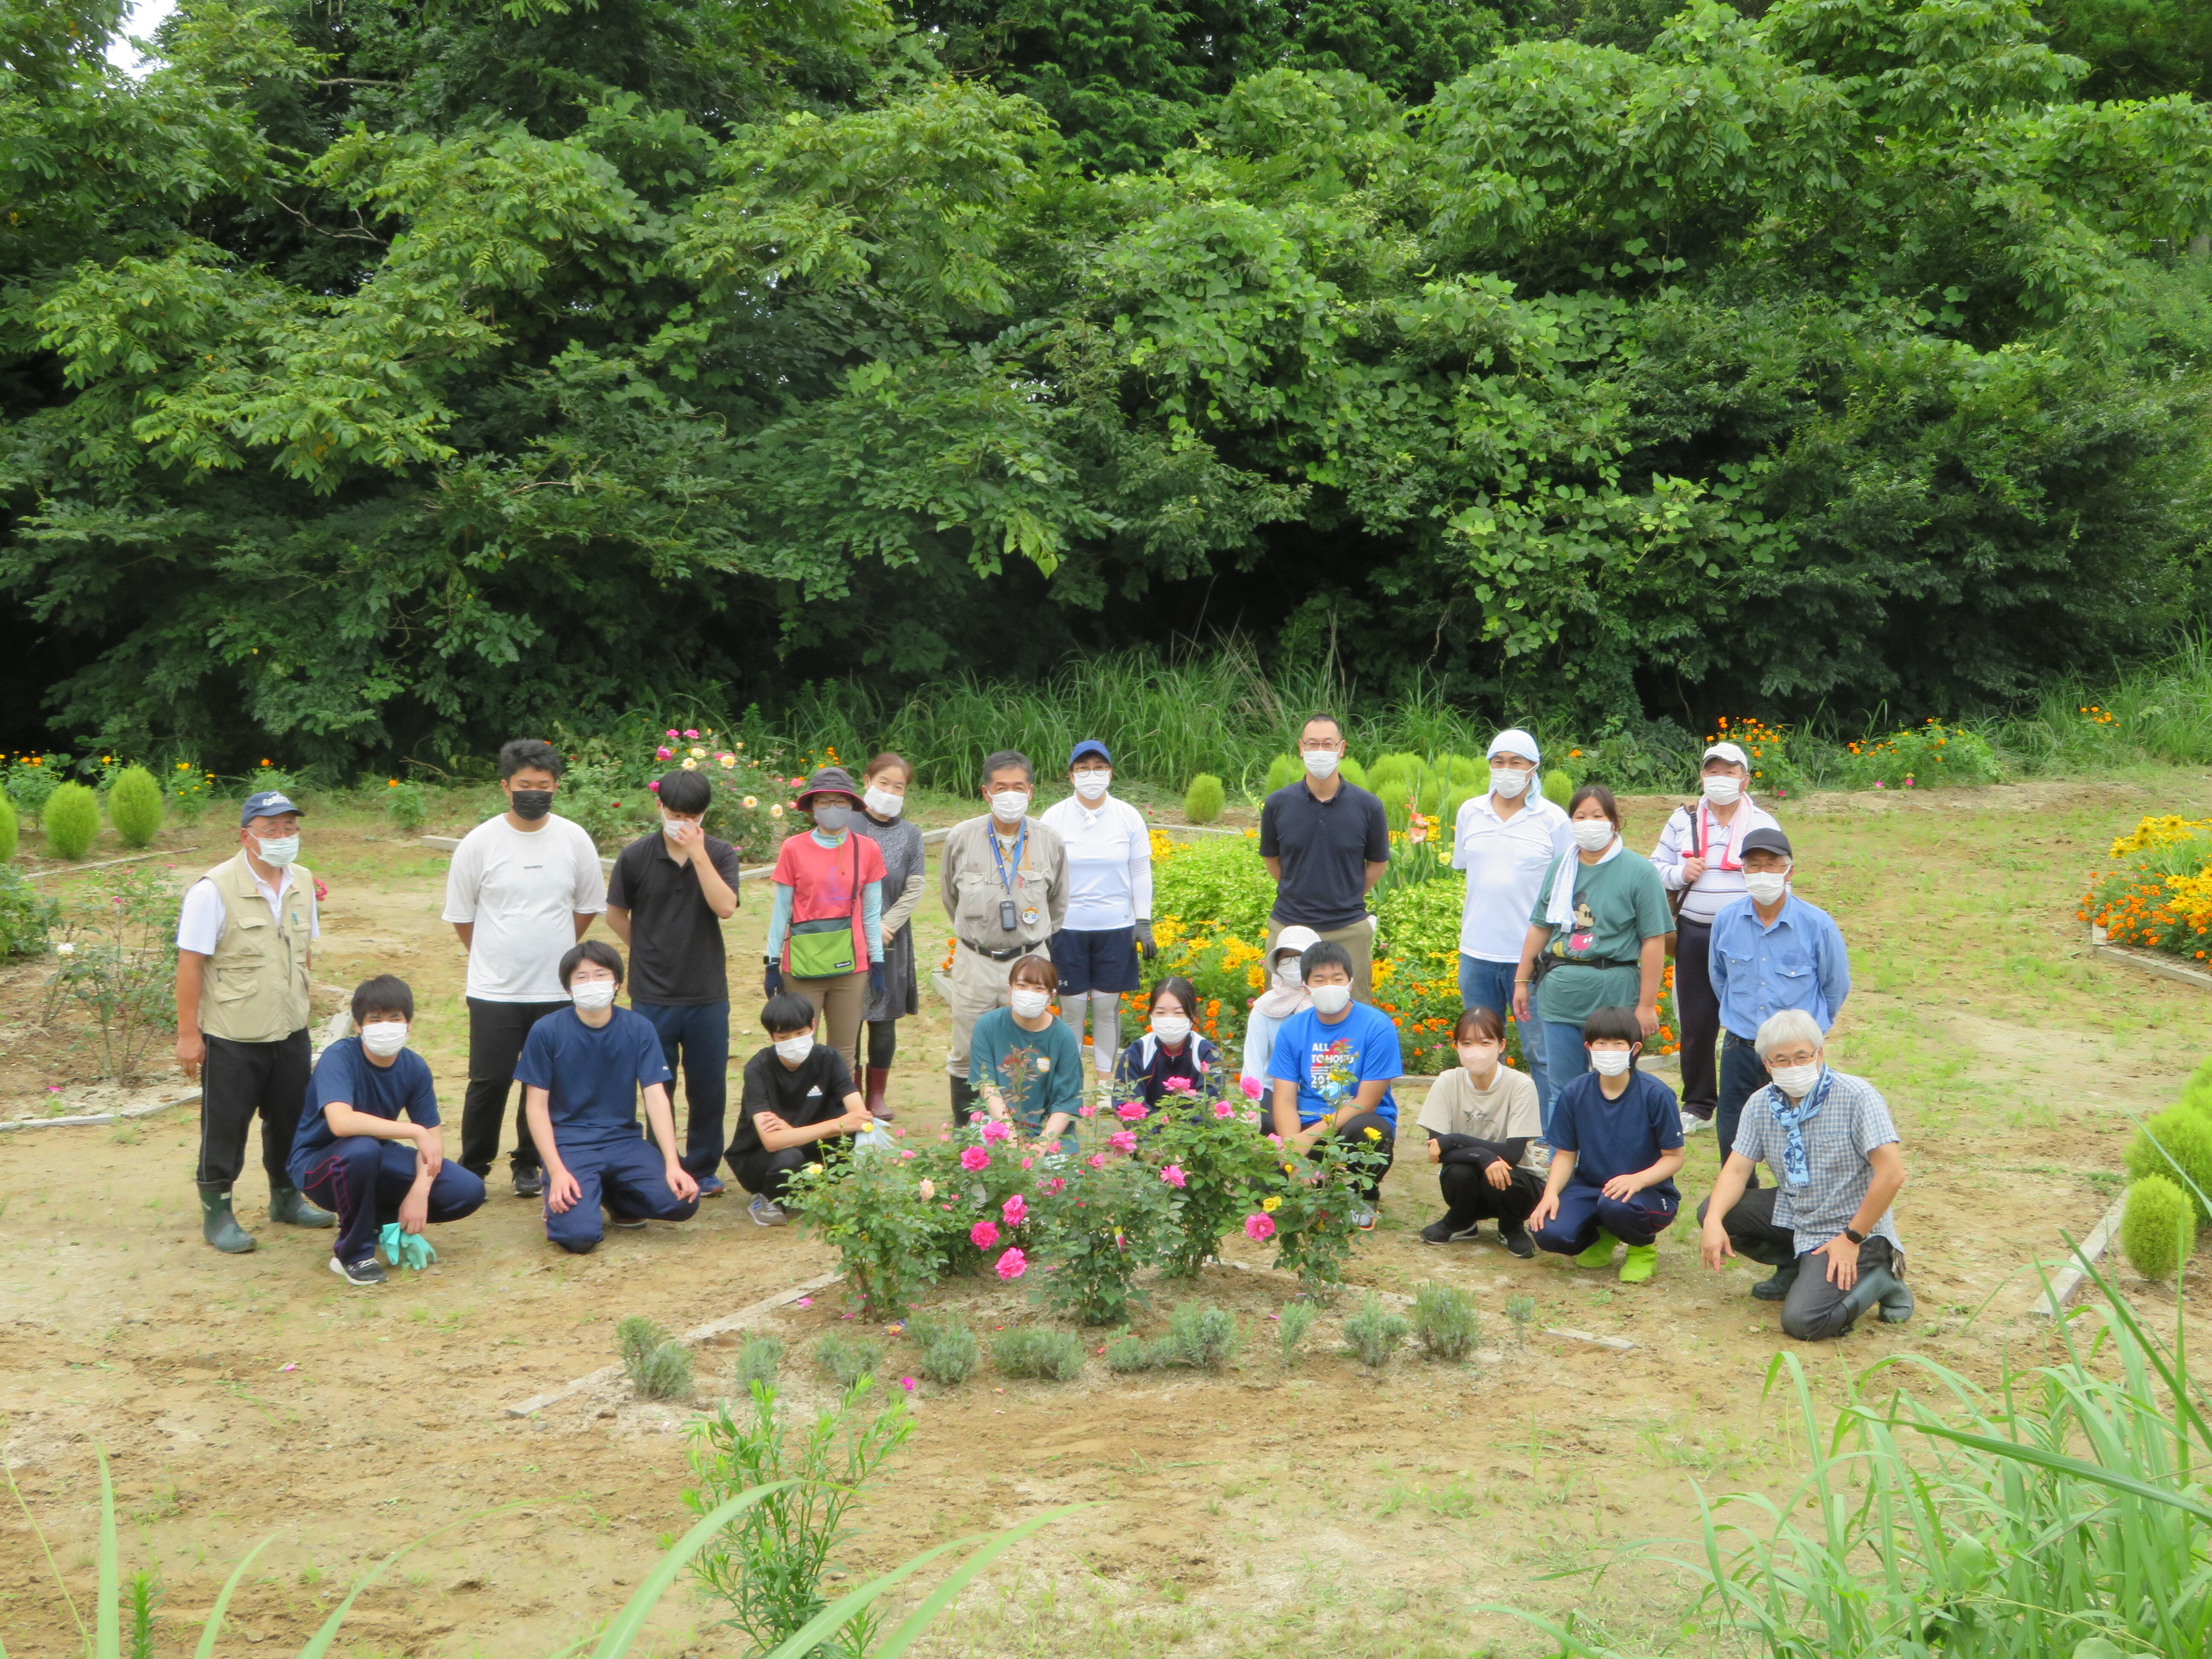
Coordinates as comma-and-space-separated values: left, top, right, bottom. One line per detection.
4, 777, 2211, 1657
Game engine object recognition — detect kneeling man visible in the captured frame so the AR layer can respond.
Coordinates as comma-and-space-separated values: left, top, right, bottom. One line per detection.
1698, 1008, 1912, 1339
520, 941, 701, 1254
290, 975, 487, 1286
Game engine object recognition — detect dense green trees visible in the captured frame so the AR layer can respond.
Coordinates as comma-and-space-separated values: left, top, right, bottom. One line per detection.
0, 0, 2207, 768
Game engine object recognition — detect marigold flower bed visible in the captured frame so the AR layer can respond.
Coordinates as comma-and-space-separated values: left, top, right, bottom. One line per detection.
2081, 815, 2212, 962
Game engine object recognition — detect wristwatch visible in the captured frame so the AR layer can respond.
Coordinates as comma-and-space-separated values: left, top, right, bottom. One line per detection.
1842, 1226, 1866, 1245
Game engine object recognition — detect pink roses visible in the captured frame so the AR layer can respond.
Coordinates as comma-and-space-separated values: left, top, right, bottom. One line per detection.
1107, 1130, 1137, 1154
970, 1220, 1000, 1250
996, 1248, 1027, 1280
959, 1146, 990, 1172
1160, 1164, 1187, 1188
1244, 1213, 1276, 1242
1002, 1194, 1028, 1226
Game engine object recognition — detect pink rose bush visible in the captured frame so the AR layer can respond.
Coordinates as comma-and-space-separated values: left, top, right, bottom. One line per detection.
1002, 1193, 1029, 1226
995, 1248, 1027, 1280
960, 1146, 990, 1172
970, 1220, 1000, 1250
1212, 1100, 1237, 1119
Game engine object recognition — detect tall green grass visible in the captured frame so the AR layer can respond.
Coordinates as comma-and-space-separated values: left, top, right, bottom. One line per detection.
1993, 631, 2212, 774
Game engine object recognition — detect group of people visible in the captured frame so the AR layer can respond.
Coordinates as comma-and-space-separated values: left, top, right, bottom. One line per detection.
173, 719, 1908, 1340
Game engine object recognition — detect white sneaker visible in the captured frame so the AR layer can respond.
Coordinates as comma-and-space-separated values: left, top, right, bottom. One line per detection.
1681, 1111, 1713, 1135
1350, 1202, 1377, 1231
748, 1195, 786, 1228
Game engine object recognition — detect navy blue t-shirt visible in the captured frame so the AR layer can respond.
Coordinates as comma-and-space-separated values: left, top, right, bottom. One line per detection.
1258, 780, 1390, 930
1267, 1002, 1402, 1129
288, 1037, 439, 1172
1548, 1068, 1683, 1199
513, 1006, 673, 1155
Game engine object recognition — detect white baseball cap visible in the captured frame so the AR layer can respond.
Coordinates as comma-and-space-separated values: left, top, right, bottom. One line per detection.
1703, 741, 1751, 770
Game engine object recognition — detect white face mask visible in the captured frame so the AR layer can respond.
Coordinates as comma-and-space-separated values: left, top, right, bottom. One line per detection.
1302, 750, 1341, 780
1072, 770, 1111, 801
864, 786, 904, 820
1009, 987, 1052, 1019
1151, 1013, 1191, 1045
1589, 1047, 1635, 1077
661, 815, 695, 840
1489, 768, 1531, 799
1571, 818, 1615, 852
989, 790, 1029, 824
359, 1020, 408, 1058
253, 834, 300, 867
1309, 982, 1352, 1016
1769, 1061, 1821, 1098
1744, 870, 1790, 905
571, 979, 617, 1012
1273, 962, 1303, 989
1456, 1042, 1501, 1076
774, 1035, 813, 1065
1703, 775, 1743, 806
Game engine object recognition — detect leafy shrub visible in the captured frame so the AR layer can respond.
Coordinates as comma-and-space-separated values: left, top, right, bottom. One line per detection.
2119, 1176, 2196, 1281
1161, 1301, 1237, 1369
43, 866, 177, 1079
0, 792, 15, 865
783, 1141, 955, 1316
106, 765, 163, 847
1341, 1292, 1410, 1368
1142, 1089, 1277, 1277
732, 1335, 783, 1391
1277, 1300, 1317, 1366
813, 1332, 882, 1389
1150, 832, 1278, 943
1183, 773, 1225, 824
909, 1313, 980, 1385
1104, 1334, 1154, 1373
1032, 1147, 1180, 1325
1832, 719, 2003, 791
993, 1326, 1086, 1382
42, 782, 100, 859
3, 756, 64, 815
1264, 1133, 1392, 1297
384, 780, 430, 832
0, 868, 58, 958
1541, 768, 1573, 809
617, 1316, 693, 1401
1413, 1282, 1481, 1362
2123, 1108, 2212, 1224
161, 759, 214, 823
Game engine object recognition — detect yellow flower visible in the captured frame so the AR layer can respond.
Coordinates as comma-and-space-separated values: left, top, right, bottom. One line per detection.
681, 757, 698, 770
742, 795, 759, 808
1261, 1196, 1281, 1213
689, 746, 705, 760
1363, 1126, 1381, 1141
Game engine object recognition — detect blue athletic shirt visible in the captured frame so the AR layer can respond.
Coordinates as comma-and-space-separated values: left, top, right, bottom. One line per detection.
288, 1037, 439, 1172
1547, 1068, 1683, 1199
1266, 1002, 1402, 1129
513, 1006, 673, 1154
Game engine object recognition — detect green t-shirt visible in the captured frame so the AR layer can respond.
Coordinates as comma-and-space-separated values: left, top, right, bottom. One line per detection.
1525, 850, 1673, 1026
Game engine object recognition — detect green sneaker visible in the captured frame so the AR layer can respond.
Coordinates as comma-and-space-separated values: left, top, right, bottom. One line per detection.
1574, 1229, 1618, 1269
1618, 1243, 1659, 1284
269, 1182, 335, 1228
197, 1185, 256, 1254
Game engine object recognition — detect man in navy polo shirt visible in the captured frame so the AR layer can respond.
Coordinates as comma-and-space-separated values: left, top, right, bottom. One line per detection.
1266, 940, 1402, 1229
518, 940, 701, 1254
1259, 714, 1390, 1001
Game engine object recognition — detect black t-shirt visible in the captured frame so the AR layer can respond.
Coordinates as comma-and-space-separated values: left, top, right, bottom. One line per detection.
607, 831, 742, 1005
1258, 780, 1390, 930
729, 1044, 856, 1157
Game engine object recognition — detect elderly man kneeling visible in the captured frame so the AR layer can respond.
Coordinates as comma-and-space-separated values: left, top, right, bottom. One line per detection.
1697, 1009, 1913, 1339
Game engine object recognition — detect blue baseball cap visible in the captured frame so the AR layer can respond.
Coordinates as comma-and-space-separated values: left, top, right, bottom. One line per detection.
241, 789, 305, 826
1069, 739, 1112, 766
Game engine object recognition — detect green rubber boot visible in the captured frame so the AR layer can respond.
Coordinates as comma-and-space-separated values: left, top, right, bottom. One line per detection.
198, 1185, 256, 1254
269, 1182, 335, 1228
1618, 1243, 1659, 1284
1574, 1229, 1618, 1269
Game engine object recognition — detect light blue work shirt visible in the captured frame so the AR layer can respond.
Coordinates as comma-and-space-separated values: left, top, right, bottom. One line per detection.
1706, 892, 1851, 1042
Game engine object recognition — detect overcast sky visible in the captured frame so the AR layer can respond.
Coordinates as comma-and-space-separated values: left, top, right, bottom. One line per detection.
107, 0, 178, 74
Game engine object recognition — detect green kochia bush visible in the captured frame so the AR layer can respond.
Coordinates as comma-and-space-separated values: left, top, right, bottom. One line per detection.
42, 782, 100, 859
1542, 768, 1574, 809
106, 765, 163, 847
0, 792, 16, 864
0, 869, 58, 957
2124, 1108, 2212, 1224
1182, 773, 1225, 824
2120, 1176, 2196, 1281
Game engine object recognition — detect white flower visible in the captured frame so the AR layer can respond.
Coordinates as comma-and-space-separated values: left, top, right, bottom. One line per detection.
55, 942, 75, 956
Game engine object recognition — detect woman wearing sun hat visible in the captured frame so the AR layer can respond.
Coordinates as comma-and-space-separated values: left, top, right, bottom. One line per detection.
764, 765, 887, 1068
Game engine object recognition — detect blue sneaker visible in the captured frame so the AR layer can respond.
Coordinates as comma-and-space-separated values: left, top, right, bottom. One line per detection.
696, 1174, 726, 1198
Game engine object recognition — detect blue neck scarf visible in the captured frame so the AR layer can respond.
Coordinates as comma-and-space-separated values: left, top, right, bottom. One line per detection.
1764, 1067, 1833, 1190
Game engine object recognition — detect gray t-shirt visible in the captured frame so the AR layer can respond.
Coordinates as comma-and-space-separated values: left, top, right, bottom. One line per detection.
1417, 1065, 1546, 1173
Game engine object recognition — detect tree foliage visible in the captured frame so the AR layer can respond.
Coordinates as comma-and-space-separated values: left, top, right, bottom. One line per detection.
0, 0, 2208, 767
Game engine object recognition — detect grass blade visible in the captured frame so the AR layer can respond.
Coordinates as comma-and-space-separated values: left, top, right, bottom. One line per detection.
1888, 1423, 2212, 1522
95, 1449, 119, 1659
189, 1537, 274, 1659
865, 1504, 1088, 1658
587, 1481, 796, 1659
755, 1534, 979, 1659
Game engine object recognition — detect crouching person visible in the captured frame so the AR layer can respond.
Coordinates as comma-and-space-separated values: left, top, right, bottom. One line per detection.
729, 992, 877, 1228
1418, 1007, 1545, 1257
290, 975, 487, 1286
972, 954, 1083, 1153
520, 941, 700, 1254
1697, 1009, 1912, 1338
1527, 1007, 1685, 1283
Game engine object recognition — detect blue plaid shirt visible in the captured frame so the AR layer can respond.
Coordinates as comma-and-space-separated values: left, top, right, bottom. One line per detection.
1732, 1069, 1903, 1258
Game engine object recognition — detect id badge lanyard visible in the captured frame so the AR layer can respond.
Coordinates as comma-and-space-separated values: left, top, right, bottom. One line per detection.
990, 822, 1038, 933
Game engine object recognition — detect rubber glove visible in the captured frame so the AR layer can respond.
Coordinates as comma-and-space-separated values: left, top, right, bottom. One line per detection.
764, 959, 783, 997
378, 1223, 438, 1271
1133, 920, 1155, 961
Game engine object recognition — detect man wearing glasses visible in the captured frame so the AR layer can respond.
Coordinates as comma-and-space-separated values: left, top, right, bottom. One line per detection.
1259, 714, 1390, 1002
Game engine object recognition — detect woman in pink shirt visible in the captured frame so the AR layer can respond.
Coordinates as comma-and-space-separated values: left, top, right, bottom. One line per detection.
764, 766, 887, 1066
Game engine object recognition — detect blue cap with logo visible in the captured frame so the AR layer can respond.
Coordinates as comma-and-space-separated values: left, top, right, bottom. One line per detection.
241, 789, 305, 826
1068, 739, 1112, 766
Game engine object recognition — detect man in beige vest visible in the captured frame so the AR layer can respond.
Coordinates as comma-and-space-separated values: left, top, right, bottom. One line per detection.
174, 789, 335, 1252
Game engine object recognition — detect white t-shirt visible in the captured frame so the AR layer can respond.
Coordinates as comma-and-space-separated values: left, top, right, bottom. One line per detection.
1415, 1064, 1546, 1172
440, 814, 607, 1002
175, 863, 320, 954
1451, 792, 1572, 961
1039, 795, 1152, 932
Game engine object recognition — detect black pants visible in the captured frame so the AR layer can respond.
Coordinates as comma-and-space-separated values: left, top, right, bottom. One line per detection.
1698, 1187, 1898, 1342
196, 1029, 311, 1188
1438, 1161, 1543, 1227
865, 1019, 896, 1069
459, 997, 568, 1176
729, 1139, 834, 1205
1717, 1033, 1766, 1190
1318, 1111, 1395, 1203
1674, 919, 1719, 1116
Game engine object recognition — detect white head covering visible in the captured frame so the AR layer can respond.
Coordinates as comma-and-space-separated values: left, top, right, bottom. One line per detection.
1256, 926, 1322, 1019
1487, 728, 1541, 766
1703, 741, 1751, 771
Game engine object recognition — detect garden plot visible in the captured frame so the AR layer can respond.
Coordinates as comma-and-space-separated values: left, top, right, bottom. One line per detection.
2, 783, 2209, 1657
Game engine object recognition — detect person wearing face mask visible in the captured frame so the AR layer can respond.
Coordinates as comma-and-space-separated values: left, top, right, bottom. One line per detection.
1267, 940, 1403, 1229
1040, 740, 1153, 1089
1703, 828, 1851, 1211
516, 940, 700, 1254
1649, 741, 1782, 1134
850, 753, 925, 1118
1526, 1007, 1687, 1282
174, 787, 335, 1252
764, 765, 887, 1080
969, 955, 1084, 1151
1451, 729, 1572, 1113
1697, 1010, 1910, 1337
443, 739, 608, 1198
1240, 926, 1319, 1099
605, 768, 742, 1196
1112, 976, 1223, 1112
1513, 784, 1673, 1142
1416, 1007, 1546, 1256
938, 750, 1069, 1126
287, 975, 487, 1286
728, 992, 879, 1227
1260, 714, 1391, 1000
